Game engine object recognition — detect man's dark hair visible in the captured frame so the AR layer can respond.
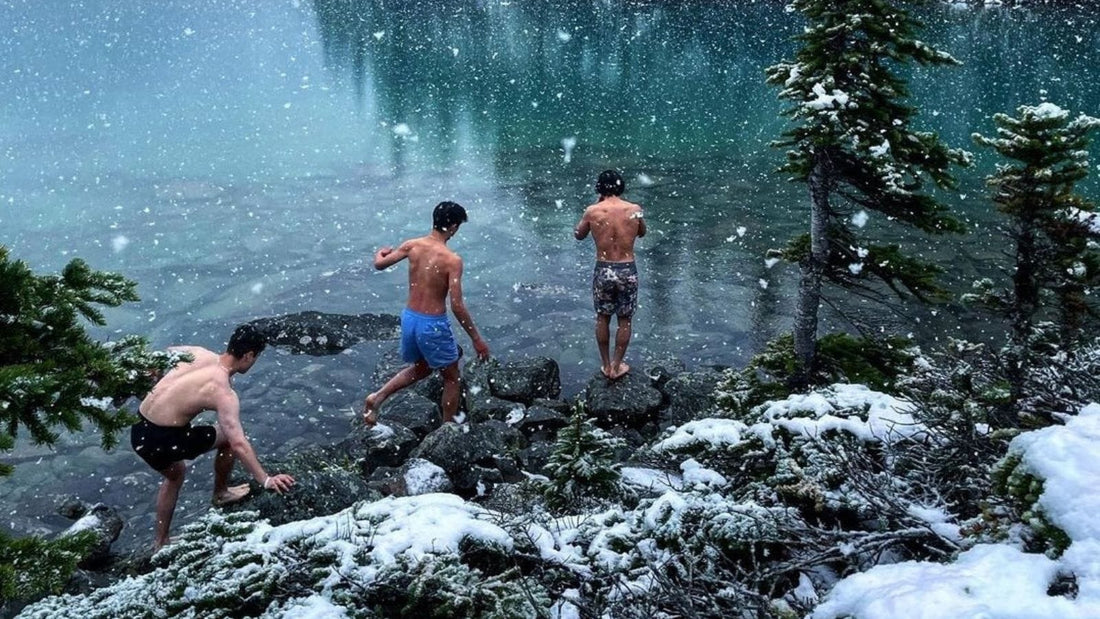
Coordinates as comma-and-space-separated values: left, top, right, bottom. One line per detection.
433, 201, 468, 232
227, 324, 267, 358
596, 169, 625, 197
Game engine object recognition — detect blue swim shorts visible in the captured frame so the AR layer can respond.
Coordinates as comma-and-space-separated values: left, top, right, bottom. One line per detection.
400, 308, 460, 369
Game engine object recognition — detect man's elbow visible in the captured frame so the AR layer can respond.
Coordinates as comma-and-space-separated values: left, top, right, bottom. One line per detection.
373, 260, 387, 271
574, 230, 585, 241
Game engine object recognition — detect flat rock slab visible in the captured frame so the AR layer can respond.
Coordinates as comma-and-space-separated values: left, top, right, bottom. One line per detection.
248, 311, 400, 355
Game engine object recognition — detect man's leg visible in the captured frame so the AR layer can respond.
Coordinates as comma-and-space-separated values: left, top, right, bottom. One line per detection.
364, 360, 432, 425
611, 315, 632, 379
440, 362, 461, 423
154, 461, 186, 550
211, 427, 248, 506
596, 313, 612, 378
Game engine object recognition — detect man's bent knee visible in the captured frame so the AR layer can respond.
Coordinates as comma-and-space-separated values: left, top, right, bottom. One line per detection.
161, 462, 186, 483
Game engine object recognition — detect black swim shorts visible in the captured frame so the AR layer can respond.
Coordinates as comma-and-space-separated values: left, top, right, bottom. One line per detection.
592, 261, 639, 317
130, 413, 217, 471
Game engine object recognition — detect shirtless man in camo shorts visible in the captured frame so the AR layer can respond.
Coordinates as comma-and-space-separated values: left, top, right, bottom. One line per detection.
574, 169, 646, 380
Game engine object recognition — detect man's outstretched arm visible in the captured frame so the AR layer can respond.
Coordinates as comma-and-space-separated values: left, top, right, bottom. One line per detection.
374, 241, 411, 270
215, 391, 295, 493
448, 258, 490, 360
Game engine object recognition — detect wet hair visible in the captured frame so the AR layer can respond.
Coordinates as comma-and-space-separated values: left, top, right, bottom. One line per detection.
433, 201, 468, 232
227, 324, 267, 358
596, 169, 625, 197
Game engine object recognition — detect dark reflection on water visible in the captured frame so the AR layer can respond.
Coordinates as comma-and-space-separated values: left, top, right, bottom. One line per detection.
1, 0, 1098, 550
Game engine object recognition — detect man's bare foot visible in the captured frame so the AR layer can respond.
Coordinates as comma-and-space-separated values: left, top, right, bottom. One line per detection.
610, 362, 631, 380
212, 483, 251, 506
601, 365, 614, 379
152, 538, 173, 553
363, 392, 381, 426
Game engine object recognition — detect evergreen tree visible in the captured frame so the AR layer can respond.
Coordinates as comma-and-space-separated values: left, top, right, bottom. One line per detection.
542, 403, 622, 511
764, 0, 971, 386
970, 103, 1100, 407
0, 245, 183, 476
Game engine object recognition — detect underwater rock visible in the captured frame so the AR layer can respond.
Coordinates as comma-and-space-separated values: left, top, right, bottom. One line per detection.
248, 311, 400, 355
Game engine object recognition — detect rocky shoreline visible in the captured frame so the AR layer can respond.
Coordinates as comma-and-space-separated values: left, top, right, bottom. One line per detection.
2, 314, 727, 617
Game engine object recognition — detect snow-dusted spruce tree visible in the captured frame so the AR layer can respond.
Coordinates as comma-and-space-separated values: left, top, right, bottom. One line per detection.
970, 103, 1100, 415
765, 0, 971, 387
0, 246, 183, 475
542, 403, 623, 511
0, 246, 182, 601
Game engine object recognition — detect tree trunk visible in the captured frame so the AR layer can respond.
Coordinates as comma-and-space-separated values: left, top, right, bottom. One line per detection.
1008, 222, 1039, 406
792, 152, 832, 388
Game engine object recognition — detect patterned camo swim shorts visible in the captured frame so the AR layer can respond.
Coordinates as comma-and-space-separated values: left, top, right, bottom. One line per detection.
592, 261, 638, 317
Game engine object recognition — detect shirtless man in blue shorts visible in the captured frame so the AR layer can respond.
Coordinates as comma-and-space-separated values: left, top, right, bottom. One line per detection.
574, 170, 646, 380
362, 201, 491, 426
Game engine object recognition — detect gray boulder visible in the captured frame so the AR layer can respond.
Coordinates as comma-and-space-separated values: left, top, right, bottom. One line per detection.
379, 391, 441, 439
413, 421, 525, 495
248, 311, 400, 355
489, 357, 561, 404
466, 393, 524, 424
519, 441, 556, 476
338, 422, 420, 476
531, 398, 572, 415
222, 445, 378, 526
512, 406, 569, 442
643, 352, 687, 389
660, 369, 724, 427
582, 370, 663, 428
369, 459, 454, 497
58, 503, 124, 567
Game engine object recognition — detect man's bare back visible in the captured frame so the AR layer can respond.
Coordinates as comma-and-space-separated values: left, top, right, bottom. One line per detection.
139, 346, 231, 427
363, 201, 489, 426
575, 170, 646, 381
390, 236, 460, 315
575, 195, 646, 262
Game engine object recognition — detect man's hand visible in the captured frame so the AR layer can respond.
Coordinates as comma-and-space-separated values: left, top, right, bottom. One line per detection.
375, 246, 393, 262
263, 473, 296, 494
473, 337, 491, 361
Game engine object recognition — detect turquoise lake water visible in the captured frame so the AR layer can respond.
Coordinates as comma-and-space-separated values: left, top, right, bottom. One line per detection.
1, 0, 1098, 549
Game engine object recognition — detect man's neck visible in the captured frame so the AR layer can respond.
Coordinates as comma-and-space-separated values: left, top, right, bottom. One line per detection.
429, 229, 450, 244
217, 353, 237, 377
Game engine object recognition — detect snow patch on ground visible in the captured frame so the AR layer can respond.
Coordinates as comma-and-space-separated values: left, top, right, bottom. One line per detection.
814, 403, 1100, 617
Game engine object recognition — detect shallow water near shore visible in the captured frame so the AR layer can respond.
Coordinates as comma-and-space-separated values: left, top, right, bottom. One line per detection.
1, 0, 1098, 551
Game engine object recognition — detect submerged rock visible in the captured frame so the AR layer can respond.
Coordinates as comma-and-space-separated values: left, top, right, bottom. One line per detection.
248, 311, 400, 355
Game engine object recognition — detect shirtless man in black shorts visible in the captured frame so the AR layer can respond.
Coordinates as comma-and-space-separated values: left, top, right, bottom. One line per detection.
574, 170, 646, 380
131, 325, 296, 550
